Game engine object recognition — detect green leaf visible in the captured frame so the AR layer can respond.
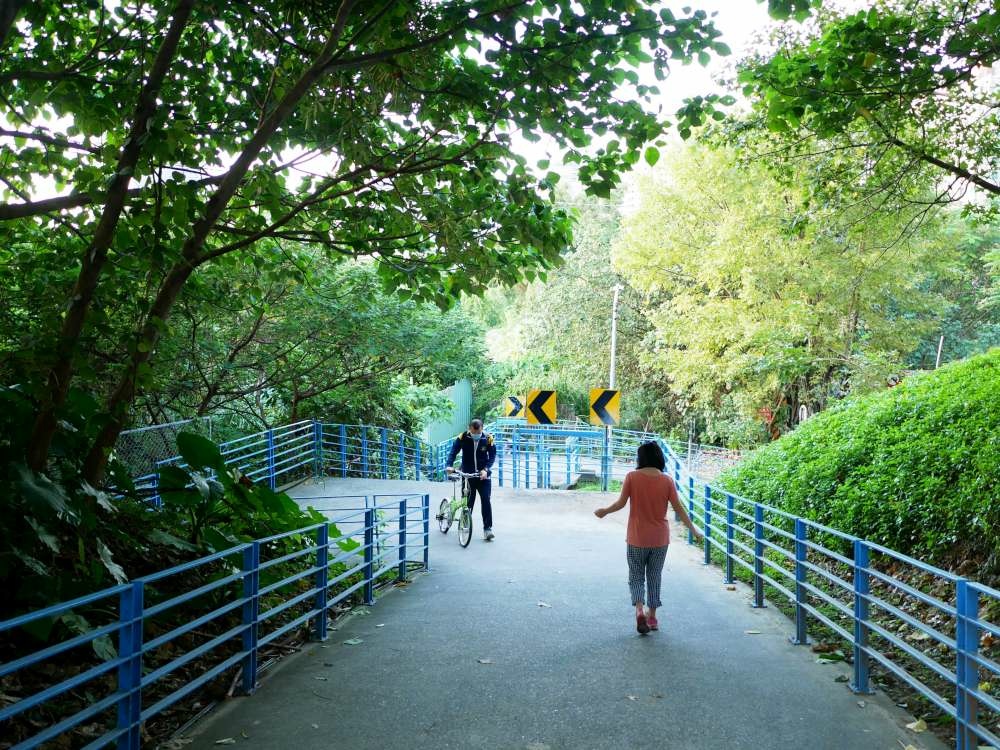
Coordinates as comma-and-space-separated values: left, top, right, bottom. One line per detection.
644, 147, 660, 166
96, 539, 128, 584
176, 432, 224, 471
15, 465, 76, 521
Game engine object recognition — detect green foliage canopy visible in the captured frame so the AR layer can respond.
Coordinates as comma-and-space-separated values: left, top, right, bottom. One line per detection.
614, 144, 956, 444
0, 0, 741, 479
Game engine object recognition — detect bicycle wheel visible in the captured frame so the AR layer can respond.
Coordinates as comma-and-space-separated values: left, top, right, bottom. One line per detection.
458, 506, 473, 548
437, 499, 452, 533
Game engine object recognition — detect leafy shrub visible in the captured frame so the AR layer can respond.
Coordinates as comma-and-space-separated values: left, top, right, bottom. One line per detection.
717, 349, 1000, 567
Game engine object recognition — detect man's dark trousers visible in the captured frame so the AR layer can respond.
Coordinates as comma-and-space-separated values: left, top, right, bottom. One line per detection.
466, 477, 492, 529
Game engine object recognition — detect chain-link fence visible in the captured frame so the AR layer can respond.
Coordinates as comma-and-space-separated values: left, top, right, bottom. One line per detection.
113, 417, 213, 483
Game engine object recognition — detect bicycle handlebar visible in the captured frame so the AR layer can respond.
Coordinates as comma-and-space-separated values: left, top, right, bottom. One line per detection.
445, 468, 482, 478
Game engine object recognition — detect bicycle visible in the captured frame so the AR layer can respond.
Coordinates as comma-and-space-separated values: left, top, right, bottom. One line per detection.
436, 469, 478, 547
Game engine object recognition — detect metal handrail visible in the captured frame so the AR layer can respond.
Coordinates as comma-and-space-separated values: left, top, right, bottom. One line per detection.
1, 493, 431, 749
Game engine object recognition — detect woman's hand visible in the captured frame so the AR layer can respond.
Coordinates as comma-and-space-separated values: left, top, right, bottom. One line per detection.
594, 508, 607, 519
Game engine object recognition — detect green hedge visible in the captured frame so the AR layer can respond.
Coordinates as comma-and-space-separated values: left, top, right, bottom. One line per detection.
717, 349, 1000, 567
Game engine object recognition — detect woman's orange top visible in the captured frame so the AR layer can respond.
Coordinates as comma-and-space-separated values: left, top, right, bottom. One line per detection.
623, 469, 679, 548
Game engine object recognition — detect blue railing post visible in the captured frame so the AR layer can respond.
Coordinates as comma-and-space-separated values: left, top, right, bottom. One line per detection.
241, 541, 260, 694
422, 494, 430, 570
601, 429, 610, 492
398, 433, 405, 480
339, 424, 347, 477
415, 442, 421, 480
380, 428, 389, 480
151, 467, 161, 509
312, 421, 324, 478
850, 539, 873, 694
498, 441, 504, 487
116, 580, 144, 750
753, 504, 766, 608
956, 579, 980, 750
687, 476, 695, 545
525, 442, 530, 488
363, 507, 375, 605
791, 518, 809, 645
703, 485, 712, 565
513, 434, 520, 489
361, 427, 369, 478
673, 458, 681, 520
724, 493, 735, 584
265, 428, 276, 489
314, 524, 329, 641
398, 500, 408, 582
565, 442, 571, 487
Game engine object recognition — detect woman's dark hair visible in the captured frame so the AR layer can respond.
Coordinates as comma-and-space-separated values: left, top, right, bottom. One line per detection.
636, 441, 666, 471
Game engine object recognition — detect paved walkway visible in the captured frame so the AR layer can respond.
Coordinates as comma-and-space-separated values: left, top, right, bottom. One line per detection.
184, 481, 945, 750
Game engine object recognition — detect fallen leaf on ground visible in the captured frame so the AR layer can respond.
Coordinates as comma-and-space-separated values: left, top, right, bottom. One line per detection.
343, 638, 363, 645
313, 676, 328, 681
478, 658, 494, 664
537, 601, 552, 608
811, 642, 837, 653
652, 693, 665, 699
905, 719, 927, 733
744, 630, 761, 635
909, 630, 932, 642
376, 623, 385, 628
980, 681, 992, 693
240, 731, 249, 739
311, 723, 319, 729
525, 743, 551, 750
834, 675, 850, 683
626, 695, 638, 701
725, 585, 736, 591
856, 700, 866, 708
214, 740, 235, 746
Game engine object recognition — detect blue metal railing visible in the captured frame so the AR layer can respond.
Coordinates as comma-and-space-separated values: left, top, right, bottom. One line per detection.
9, 416, 997, 747
0, 494, 430, 750
666, 450, 1000, 750
129, 420, 439, 502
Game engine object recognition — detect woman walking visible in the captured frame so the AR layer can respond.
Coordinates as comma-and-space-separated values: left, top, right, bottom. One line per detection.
594, 441, 702, 634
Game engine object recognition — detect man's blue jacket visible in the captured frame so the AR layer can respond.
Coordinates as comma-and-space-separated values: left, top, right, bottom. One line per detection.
446, 431, 496, 477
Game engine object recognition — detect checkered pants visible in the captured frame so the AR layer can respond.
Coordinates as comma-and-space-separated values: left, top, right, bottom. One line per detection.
626, 544, 669, 608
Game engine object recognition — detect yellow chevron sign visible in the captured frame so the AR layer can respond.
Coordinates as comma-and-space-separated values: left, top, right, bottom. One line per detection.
526, 389, 556, 425
503, 395, 525, 418
589, 389, 620, 426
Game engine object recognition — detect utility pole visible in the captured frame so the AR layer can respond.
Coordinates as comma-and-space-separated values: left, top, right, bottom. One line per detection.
935, 335, 944, 369
609, 284, 622, 388
604, 283, 623, 492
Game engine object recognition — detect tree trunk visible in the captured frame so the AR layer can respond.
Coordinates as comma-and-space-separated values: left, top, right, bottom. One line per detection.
26, 0, 196, 471
81, 0, 358, 484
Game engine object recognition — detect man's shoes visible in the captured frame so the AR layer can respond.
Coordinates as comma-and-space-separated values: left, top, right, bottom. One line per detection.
484, 528, 495, 541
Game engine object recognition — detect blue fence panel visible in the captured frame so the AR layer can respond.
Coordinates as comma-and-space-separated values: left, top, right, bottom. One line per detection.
1, 494, 431, 749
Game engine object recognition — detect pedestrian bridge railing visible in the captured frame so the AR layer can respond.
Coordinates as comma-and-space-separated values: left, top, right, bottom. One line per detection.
0, 494, 430, 750
669, 454, 998, 750
7, 416, 996, 748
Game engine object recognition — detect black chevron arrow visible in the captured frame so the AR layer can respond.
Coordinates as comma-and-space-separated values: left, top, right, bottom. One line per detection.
528, 390, 554, 424
508, 396, 523, 416
592, 390, 617, 425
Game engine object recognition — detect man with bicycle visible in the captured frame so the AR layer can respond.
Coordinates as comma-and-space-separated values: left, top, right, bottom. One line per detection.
444, 419, 497, 541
